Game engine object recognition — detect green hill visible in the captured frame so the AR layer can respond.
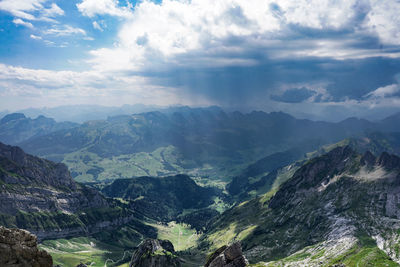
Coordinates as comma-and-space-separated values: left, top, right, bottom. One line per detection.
101, 174, 222, 222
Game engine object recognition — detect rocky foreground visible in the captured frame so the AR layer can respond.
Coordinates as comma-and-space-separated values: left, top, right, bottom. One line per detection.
205, 242, 249, 267
0, 226, 52, 267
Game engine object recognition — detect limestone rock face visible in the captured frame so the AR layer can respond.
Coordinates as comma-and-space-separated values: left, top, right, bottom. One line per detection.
0, 226, 52, 267
129, 239, 181, 267
0, 142, 121, 240
0, 142, 108, 217
205, 242, 248, 267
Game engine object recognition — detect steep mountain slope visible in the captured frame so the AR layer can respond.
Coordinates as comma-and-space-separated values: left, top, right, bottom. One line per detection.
202, 146, 400, 266
101, 174, 222, 222
17, 108, 379, 183
226, 132, 400, 203
0, 142, 155, 243
226, 141, 322, 200
0, 113, 78, 145
347, 132, 400, 156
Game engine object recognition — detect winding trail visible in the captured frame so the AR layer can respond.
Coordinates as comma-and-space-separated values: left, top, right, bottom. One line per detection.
104, 250, 131, 267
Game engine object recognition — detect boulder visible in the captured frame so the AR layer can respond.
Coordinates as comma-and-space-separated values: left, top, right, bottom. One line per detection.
205, 242, 248, 267
0, 226, 53, 267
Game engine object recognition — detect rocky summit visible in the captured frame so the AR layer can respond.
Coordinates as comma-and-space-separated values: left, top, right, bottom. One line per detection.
205, 242, 248, 267
129, 239, 181, 267
0, 226, 53, 267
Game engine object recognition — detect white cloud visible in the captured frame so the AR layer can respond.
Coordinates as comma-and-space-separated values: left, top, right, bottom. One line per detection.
85, 0, 400, 74
0, 0, 44, 20
32, 36, 69, 48
363, 0, 400, 45
92, 21, 103, 31
276, 0, 359, 29
365, 84, 400, 99
0, 0, 64, 24
12, 18, 34, 28
30, 34, 42, 40
43, 39, 55, 46
42, 3, 64, 17
44, 25, 86, 36
77, 0, 132, 18
0, 63, 190, 110
88, 0, 282, 71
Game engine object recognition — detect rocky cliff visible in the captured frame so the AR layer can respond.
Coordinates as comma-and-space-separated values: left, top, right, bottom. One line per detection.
0, 142, 151, 241
0, 226, 53, 267
0, 142, 107, 216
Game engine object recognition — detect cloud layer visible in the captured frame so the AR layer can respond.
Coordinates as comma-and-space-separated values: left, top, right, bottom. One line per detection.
0, 0, 400, 120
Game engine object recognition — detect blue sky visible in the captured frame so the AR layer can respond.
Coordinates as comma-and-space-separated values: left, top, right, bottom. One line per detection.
0, 0, 400, 121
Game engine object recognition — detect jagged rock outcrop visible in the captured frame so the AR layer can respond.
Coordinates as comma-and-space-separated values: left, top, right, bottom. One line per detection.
360, 150, 376, 167
377, 152, 400, 170
205, 242, 248, 267
129, 239, 181, 267
0, 226, 52, 267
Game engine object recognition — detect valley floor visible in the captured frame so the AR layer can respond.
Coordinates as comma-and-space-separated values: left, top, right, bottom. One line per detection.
40, 221, 202, 267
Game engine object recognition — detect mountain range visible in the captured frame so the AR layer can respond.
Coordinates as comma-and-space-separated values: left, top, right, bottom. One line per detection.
3, 107, 400, 186
3, 107, 400, 266
0, 113, 77, 145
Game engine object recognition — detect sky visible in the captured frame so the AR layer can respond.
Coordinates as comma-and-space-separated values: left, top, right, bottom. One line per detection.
0, 0, 400, 121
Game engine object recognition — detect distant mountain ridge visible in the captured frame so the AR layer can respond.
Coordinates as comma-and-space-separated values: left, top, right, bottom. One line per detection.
11, 107, 386, 183
0, 113, 78, 145
15, 104, 163, 123
3, 107, 400, 184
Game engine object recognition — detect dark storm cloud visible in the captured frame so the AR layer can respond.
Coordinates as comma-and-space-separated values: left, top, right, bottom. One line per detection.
270, 87, 316, 103
140, 55, 400, 108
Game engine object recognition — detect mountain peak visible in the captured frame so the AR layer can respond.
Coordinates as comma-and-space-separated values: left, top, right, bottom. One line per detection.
377, 152, 400, 170
360, 150, 376, 167
0, 113, 26, 124
129, 239, 181, 267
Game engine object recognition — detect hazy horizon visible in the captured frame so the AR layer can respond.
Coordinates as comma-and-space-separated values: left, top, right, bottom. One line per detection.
1, 103, 400, 123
